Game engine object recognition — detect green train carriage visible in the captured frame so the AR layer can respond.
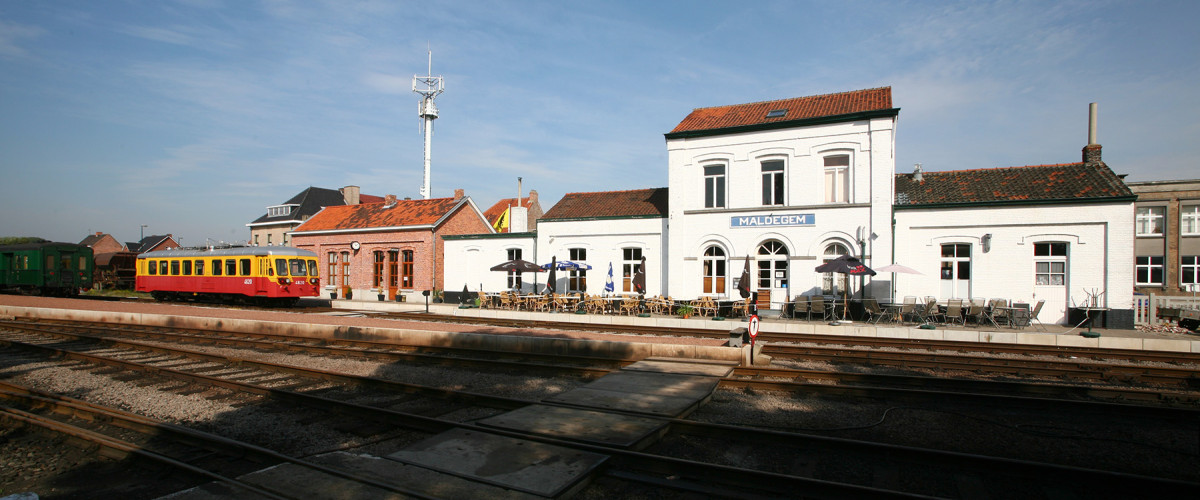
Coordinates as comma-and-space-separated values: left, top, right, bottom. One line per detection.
0, 242, 94, 296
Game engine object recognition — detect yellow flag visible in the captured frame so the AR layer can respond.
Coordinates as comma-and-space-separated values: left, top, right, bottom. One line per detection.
493, 207, 509, 232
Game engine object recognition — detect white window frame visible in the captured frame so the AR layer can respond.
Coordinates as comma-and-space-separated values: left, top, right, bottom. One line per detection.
568, 247, 587, 293
1136, 255, 1164, 286
1181, 255, 1199, 286
1181, 204, 1200, 236
622, 247, 643, 293
760, 158, 786, 206
821, 242, 849, 295
823, 154, 850, 203
506, 248, 523, 289
1034, 242, 1068, 286
702, 246, 727, 295
703, 163, 726, 209
1136, 206, 1165, 236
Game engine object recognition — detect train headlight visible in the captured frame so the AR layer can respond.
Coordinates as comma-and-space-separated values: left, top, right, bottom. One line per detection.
312, 278, 320, 286
278, 278, 290, 285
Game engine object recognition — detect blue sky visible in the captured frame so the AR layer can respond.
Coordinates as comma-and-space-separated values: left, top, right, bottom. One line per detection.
2, 0, 1198, 245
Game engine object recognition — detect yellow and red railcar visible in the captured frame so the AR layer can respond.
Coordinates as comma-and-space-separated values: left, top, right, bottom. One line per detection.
136, 247, 319, 306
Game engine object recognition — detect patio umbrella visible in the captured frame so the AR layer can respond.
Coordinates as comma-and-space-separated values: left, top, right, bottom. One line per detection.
544, 256, 557, 293
737, 257, 752, 299
815, 255, 876, 321
542, 260, 592, 271
632, 256, 646, 295
490, 259, 543, 291
874, 263, 922, 302
604, 262, 614, 293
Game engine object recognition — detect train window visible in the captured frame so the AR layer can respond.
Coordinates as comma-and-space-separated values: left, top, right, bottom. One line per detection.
148, 260, 157, 275
182, 260, 192, 275
194, 260, 204, 275
307, 260, 317, 277
171, 260, 180, 275
79, 256, 87, 270
47, 256, 54, 270
289, 259, 306, 276
160, 261, 169, 275
212, 260, 222, 276
239, 259, 251, 276
275, 258, 288, 276
226, 260, 237, 276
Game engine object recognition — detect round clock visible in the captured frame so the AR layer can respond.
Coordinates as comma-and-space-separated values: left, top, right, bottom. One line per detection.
350, 241, 361, 251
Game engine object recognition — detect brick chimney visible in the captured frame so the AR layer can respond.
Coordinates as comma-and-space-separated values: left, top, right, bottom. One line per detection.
528, 189, 538, 206
454, 188, 464, 201
383, 194, 397, 208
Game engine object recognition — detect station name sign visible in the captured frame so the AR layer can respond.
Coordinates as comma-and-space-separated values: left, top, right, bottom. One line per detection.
730, 214, 815, 228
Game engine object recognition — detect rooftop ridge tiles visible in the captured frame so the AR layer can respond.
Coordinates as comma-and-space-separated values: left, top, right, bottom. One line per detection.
683, 86, 893, 112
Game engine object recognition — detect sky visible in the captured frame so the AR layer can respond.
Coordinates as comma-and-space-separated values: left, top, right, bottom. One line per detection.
2, 0, 1198, 246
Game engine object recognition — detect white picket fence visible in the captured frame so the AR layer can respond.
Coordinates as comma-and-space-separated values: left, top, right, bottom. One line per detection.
1135, 293, 1200, 325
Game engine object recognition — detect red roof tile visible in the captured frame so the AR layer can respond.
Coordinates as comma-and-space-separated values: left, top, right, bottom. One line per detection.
483, 197, 534, 225
293, 197, 463, 232
541, 188, 667, 220
895, 163, 1134, 207
668, 87, 894, 136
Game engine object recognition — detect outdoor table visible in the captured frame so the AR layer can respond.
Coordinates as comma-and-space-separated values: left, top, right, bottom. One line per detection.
1077, 307, 1110, 337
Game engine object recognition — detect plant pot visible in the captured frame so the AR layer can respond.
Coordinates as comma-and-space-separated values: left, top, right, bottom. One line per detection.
377, 294, 385, 301
345, 291, 353, 300
329, 292, 337, 300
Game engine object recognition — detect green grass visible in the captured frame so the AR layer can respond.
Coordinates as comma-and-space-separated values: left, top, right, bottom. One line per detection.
83, 288, 149, 299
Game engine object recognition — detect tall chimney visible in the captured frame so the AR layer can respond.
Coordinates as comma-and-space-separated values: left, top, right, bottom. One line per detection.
517, 177, 523, 208
1083, 103, 1102, 164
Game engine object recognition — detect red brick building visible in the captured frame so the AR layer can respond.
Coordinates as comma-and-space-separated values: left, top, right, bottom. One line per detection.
289, 189, 492, 301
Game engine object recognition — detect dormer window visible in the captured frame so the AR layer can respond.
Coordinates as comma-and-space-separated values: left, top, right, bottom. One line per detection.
267, 204, 299, 217
766, 109, 787, 119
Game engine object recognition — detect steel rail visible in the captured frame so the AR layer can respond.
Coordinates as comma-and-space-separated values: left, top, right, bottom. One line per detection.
0, 382, 440, 500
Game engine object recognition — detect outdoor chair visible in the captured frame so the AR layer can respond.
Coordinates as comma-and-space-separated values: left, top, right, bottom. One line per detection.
730, 297, 752, 317
966, 302, 996, 328
1009, 302, 1031, 329
1029, 299, 1047, 331
694, 296, 718, 317
920, 298, 943, 324
808, 297, 829, 321
530, 294, 551, 312
552, 293, 573, 312
619, 296, 641, 315
791, 296, 809, 320
498, 293, 514, 310
942, 299, 965, 327
863, 298, 886, 324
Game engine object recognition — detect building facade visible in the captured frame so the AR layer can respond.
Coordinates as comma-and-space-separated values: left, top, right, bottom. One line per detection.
664, 88, 898, 307
893, 156, 1136, 325
247, 186, 382, 247
1127, 179, 1200, 296
289, 190, 492, 301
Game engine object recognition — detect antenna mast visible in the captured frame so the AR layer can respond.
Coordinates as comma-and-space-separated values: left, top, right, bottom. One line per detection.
412, 49, 444, 199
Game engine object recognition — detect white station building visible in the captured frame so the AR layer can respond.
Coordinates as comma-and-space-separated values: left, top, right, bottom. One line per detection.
442, 87, 1136, 326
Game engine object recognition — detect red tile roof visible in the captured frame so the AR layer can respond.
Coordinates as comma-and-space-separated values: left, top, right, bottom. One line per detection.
293, 197, 463, 232
483, 197, 534, 225
895, 163, 1134, 207
668, 87, 895, 136
541, 188, 668, 220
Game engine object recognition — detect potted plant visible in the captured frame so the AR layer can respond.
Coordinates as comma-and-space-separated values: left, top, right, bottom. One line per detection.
676, 303, 695, 319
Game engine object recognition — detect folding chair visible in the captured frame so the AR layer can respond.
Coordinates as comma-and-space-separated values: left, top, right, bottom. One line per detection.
808, 298, 826, 321
864, 298, 887, 324
1029, 299, 1047, 331
942, 299, 965, 327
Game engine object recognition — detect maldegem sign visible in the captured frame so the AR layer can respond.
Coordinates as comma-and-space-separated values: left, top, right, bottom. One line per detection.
730, 213, 816, 228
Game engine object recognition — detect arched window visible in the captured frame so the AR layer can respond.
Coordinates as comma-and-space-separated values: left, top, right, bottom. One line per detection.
822, 243, 849, 295
703, 246, 726, 294
757, 240, 789, 290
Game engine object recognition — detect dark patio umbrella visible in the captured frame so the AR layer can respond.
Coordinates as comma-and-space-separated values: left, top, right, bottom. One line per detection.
544, 256, 557, 294
737, 256, 752, 299
815, 255, 876, 321
490, 259, 543, 291
632, 256, 646, 295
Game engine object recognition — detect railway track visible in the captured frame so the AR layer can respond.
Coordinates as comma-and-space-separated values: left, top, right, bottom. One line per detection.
2, 317, 1198, 497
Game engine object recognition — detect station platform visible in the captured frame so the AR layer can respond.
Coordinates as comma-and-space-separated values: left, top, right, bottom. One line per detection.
328, 297, 1200, 354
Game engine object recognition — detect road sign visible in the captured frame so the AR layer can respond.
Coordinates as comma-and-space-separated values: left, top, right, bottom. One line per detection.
748, 314, 760, 338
